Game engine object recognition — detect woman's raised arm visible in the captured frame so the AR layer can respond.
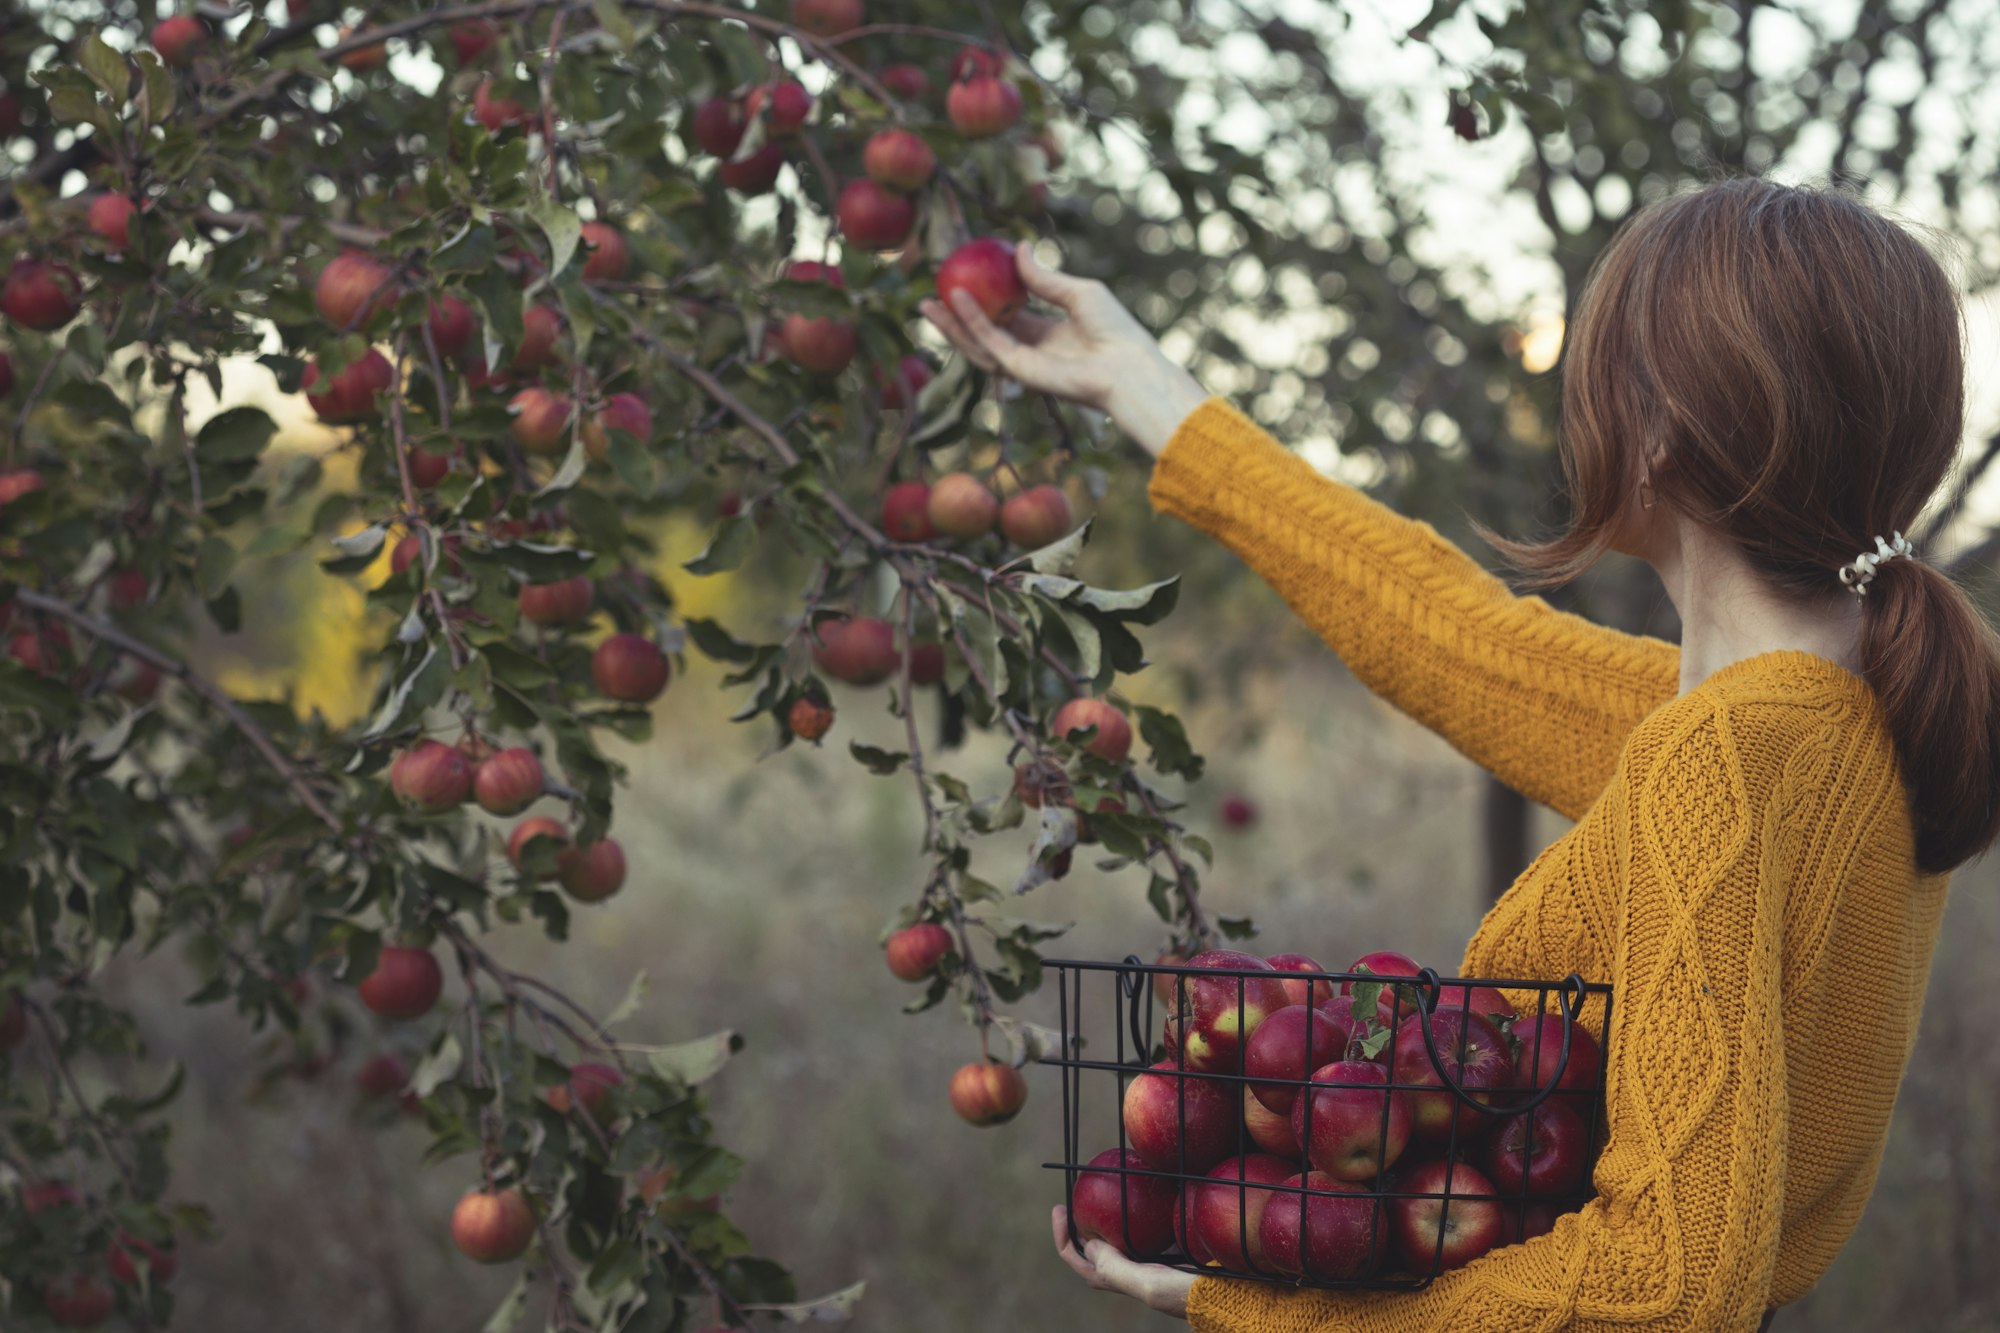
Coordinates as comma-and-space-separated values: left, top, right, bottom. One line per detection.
924, 248, 1679, 822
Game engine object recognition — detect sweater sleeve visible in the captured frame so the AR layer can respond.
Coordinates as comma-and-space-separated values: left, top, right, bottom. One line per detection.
1184, 703, 1789, 1333
1147, 398, 1679, 822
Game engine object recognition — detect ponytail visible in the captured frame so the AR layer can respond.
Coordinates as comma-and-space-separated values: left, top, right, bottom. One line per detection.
1856, 558, 2000, 874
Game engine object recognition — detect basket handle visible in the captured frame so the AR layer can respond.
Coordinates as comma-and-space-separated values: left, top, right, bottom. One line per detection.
1118, 954, 1152, 1058
1409, 967, 1589, 1117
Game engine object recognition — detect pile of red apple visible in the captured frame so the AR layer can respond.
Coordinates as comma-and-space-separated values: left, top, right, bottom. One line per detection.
1069, 949, 1605, 1285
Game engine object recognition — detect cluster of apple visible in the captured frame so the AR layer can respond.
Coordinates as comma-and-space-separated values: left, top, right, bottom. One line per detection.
1069, 949, 1605, 1284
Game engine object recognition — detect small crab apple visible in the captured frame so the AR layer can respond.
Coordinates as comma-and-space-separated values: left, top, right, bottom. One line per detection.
452, 1188, 535, 1264
949, 1060, 1028, 1126
558, 837, 626, 901
303, 349, 394, 423
87, 194, 139, 250
719, 143, 786, 194
507, 816, 569, 876
787, 694, 835, 741
513, 304, 563, 370
314, 249, 395, 330
546, 1062, 623, 1117
950, 46, 1004, 81
927, 472, 999, 538
355, 1053, 409, 1099
358, 946, 445, 1019
838, 178, 916, 250
885, 922, 953, 981
592, 635, 670, 703
582, 393, 653, 460
907, 642, 946, 686
691, 96, 746, 156
407, 447, 453, 488
877, 63, 931, 101
517, 576, 594, 627
865, 129, 938, 192
1050, 697, 1131, 762
880, 481, 935, 541
874, 354, 934, 410
2, 261, 81, 331
1221, 793, 1259, 829
426, 295, 475, 357
947, 74, 1024, 137
389, 739, 473, 812
810, 616, 899, 685
151, 16, 206, 67
473, 79, 529, 132
509, 387, 573, 454
999, 483, 1073, 548
473, 747, 544, 816
579, 222, 629, 281
745, 79, 812, 136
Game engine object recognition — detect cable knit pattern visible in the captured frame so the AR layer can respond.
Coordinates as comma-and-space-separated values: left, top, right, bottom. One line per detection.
1146, 399, 1951, 1331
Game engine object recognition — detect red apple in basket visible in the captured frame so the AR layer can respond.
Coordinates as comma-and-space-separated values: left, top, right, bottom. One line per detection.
1188, 1153, 1294, 1272
1121, 1060, 1235, 1172
1244, 1004, 1349, 1115
1258, 1172, 1389, 1281
1293, 1060, 1412, 1182
1387, 1007, 1515, 1147
1243, 1085, 1302, 1158
1390, 1158, 1504, 1273
1170, 950, 1290, 1074
1482, 1099, 1589, 1198
1072, 1147, 1180, 1260
1510, 1014, 1603, 1100
1265, 953, 1335, 1007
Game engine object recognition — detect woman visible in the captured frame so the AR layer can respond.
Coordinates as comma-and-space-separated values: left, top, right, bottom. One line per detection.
922, 177, 2000, 1330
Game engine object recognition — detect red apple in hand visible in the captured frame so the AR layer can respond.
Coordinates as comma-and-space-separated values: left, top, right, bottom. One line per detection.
1293, 1060, 1411, 1182
884, 922, 952, 981
358, 946, 444, 1019
452, 1188, 535, 1263
1170, 950, 1291, 1075
1258, 1172, 1388, 1281
1390, 1159, 1504, 1273
1265, 953, 1335, 1007
1188, 1153, 1294, 1271
1244, 1004, 1348, 1114
1121, 1060, 1235, 1171
1072, 1147, 1179, 1260
1387, 1007, 1516, 1147
937, 238, 1027, 322
1482, 1099, 1589, 1197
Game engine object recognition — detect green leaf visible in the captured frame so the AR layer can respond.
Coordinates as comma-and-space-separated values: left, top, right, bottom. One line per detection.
321, 523, 388, 574
432, 222, 499, 274
528, 191, 582, 281
194, 536, 237, 599
683, 515, 755, 575
80, 33, 130, 103
1024, 518, 1092, 576
196, 407, 278, 463
593, 0, 637, 47
361, 644, 450, 741
1134, 705, 1204, 782
480, 1276, 531, 1333
605, 968, 649, 1027
747, 1280, 868, 1323
683, 618, 761, 665
848, 742, 909, 776
648, 1029, 742, 1086
410, 1034, 462, 1096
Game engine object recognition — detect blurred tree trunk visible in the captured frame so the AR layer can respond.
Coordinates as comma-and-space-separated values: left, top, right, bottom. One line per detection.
1483, 778, 1530, 902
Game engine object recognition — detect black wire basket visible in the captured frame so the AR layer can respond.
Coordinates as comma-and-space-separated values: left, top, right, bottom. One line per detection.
1042, 955, 1613, 1289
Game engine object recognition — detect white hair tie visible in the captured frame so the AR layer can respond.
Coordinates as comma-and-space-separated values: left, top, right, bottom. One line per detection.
1837, 531, 1915, 596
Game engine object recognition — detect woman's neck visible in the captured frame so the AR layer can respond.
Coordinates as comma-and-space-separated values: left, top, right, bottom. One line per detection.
1650, 527, 1867, 695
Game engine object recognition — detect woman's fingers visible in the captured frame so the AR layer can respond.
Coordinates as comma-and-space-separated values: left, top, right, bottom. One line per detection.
1017, 244, 1095, 314
1051, 1207, 1105, 1285
946, 288, 1032, 375
918, 298, 998, 371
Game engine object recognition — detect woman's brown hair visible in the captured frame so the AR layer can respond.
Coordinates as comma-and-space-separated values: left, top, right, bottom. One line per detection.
1479, 176, 2000, 876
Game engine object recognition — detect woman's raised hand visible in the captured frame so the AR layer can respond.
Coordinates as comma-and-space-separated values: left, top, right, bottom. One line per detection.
920, 246, 1209, 458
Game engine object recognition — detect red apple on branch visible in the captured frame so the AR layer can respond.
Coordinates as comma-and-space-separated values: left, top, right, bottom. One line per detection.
151, 16, 206, 67
41, 1272, 116, 1327
451, 1188, 536, 1263
546, 1062, 623, 1119
999, 483, 1073, 548
355, 1053, 409, 1099
473, 79, 530, 133
865, 129, 937, 192
558, 837, 626, 901
1050, 696, 1131, 762
874, 354, 934, 409
719, 143, 786, 194
885, 922, 953, 981
791, 0, 863, 36
314, 249, 394, 330
303, 349, 394, 423
950, 46, 1004, 81
107, 1233, 176, 1286
927, 472, 998, 537
358, 946, 444, 1019
592, 635, 670, 703
877, 63, 931, 102
389, 739, 473, 812
513, 304, 563, 370
518, 576, 595, 627
811, 616, 899, 685
582, 393, 653, 459
507, 816, 569, 876
473, 747, 544, 816
880, 481, 935, 541
786, 695, 834, 740
837, 179, 916, 250
691, 97, 746, 156
947, 75, 1024, 137
508, 387, 573, 454
580, 222, 629, 281
2, 260, 82, 332
1072, 1147, 1179, 1260
88, 194, 138, 250
426, 295, 475, 356
949, 1060, 1028, 1125
745, 80, 812, 136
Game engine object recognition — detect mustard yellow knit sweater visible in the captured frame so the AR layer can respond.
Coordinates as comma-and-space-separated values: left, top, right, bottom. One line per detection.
1146, 399, 1951, 1332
